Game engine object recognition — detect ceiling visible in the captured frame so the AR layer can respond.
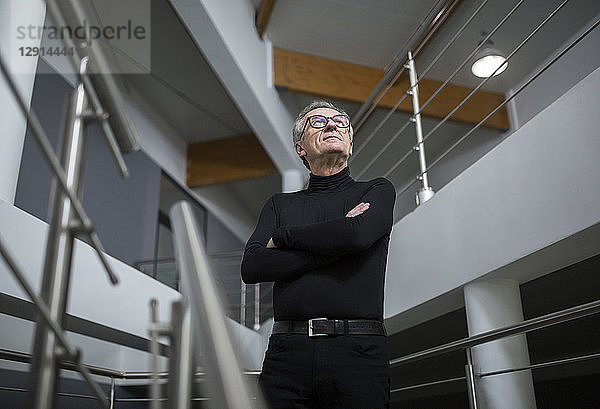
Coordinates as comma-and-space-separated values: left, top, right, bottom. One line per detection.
123, 0, 253, 144
265, 0, 599, 94
118, 0, 599, 222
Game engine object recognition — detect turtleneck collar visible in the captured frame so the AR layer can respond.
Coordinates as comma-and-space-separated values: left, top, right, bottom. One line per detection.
307, 167, 354, 193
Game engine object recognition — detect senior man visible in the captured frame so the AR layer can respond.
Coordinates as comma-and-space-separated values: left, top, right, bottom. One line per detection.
241, 100, 395, 408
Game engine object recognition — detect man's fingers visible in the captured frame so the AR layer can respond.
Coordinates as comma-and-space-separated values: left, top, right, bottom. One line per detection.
349, 202, 369, 216
346, 202, 370, 217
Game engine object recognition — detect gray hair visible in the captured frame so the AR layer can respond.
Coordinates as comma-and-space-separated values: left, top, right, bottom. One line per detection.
292, 100, 354, 170
292, 100, 354, 144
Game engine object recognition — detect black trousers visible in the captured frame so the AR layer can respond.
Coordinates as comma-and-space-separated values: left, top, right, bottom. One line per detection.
258, 334, 390, 409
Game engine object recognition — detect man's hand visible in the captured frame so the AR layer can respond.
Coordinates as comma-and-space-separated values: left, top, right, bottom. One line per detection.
266, 237, 277, 248
346, 202, 370, 218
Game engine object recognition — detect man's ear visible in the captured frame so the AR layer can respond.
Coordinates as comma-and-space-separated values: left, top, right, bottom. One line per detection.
295, 142, 306, 158
349, 140, 353, 156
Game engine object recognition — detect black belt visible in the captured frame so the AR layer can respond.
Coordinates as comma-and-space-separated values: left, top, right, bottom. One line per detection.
272, 319, 386, 337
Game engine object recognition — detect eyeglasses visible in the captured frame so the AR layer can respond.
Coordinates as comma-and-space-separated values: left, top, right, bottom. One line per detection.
299, 114, 350, 140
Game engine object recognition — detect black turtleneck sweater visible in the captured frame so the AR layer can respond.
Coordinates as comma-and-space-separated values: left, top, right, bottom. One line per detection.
241, 167, 395, 321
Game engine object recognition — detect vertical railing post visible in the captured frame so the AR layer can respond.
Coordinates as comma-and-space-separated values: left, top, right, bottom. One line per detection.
405, 51, 435, 206
465, 347, 479, 409
167, 299, 194, 409
254, 283, 261, 330
109, 377, 116, 409
28, 57, 90, 409
240, 281, 247, 326
149, 300, 175, 409
149, 299, 163, 409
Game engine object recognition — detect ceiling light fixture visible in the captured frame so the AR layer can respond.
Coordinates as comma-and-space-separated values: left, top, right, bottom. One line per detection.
471, 34, 508, 78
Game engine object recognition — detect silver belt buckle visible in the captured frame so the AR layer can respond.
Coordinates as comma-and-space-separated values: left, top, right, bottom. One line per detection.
308, 318, 328, 337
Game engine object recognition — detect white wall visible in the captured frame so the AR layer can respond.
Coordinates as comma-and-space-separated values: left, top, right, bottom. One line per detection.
384, 66, 600, 334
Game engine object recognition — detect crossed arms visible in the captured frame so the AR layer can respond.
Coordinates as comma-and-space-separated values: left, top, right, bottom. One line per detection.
240, 179, 395, 284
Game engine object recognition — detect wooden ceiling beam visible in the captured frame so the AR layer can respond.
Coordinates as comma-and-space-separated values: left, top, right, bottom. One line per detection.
256, 0, 277, 39
273, 48, 509, 130
187, 134, 276, 187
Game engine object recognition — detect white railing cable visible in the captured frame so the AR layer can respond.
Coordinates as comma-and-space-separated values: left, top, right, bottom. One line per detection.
350, 70, 410, 159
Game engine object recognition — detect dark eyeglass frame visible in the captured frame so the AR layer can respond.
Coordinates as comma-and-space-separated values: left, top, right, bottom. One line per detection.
298, 114, 350, 141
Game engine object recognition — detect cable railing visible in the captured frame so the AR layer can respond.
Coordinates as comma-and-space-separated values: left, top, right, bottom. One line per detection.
384, 0, 573, 183
393, 16, 600, 199
350, 0, 598, 210
350, 0, 490, 163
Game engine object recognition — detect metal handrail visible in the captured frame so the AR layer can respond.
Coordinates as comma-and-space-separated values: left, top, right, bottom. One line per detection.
391, 376, 466, 394
391, 351, 600, 395
390, 298, 600, 367
0, 348, 260, 380
134, 251, 244, 267
169, 201, 259, 408
388, 297, 600, 402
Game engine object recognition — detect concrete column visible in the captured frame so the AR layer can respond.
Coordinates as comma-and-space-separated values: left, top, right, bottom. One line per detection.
463, 279, 536, 409
281, 168, 305, 193
0, 0, 46, 204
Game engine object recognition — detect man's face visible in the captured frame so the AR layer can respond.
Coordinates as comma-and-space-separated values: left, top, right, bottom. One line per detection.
295, 107, 352, 165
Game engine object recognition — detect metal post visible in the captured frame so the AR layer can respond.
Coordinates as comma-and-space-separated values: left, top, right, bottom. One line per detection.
28, 58, 90, 409
149, 299, 163, 409
405, 51, 435, 206
465, 347, 478, 409
167, 299, 194, 409
169, 201, 259, 409
240, 281, 246, 326
109, 377, 116, 409
254, 283, 261, 330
